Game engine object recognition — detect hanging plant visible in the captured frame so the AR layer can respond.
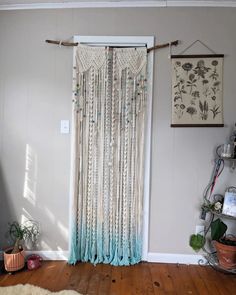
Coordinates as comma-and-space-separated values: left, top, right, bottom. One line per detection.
189, 234, 205, 252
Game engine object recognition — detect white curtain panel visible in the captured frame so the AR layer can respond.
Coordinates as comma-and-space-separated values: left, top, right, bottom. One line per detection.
69, 44, 147, 266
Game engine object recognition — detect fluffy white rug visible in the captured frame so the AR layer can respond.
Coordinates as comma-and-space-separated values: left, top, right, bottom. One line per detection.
0, 284, 82, 295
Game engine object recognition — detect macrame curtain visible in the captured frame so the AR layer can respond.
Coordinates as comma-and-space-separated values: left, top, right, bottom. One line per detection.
69, 44, 147, 266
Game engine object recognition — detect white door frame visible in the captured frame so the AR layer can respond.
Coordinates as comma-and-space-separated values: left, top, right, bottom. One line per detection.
69, 35, 154, 261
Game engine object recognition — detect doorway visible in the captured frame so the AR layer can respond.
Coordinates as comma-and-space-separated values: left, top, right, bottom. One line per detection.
69, 36, 154, 262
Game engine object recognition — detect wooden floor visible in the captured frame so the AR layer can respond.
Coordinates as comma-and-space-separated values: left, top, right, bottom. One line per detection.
0, 261, 236, 294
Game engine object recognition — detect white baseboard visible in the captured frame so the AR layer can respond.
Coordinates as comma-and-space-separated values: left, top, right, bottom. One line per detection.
0, 250, 68, 261
25, 251, 69, 260
147, 252, 206, 265
1, 250, 205, 264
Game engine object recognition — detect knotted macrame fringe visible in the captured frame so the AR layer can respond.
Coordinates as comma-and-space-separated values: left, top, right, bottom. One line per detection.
69, 44, 147, 266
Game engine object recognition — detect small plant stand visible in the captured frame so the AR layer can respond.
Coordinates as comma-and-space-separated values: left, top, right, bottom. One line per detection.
200, 209, 236, 274
198, 144, 236, 274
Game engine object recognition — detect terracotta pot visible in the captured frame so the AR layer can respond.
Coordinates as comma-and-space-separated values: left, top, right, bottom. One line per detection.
4, 247, 25, 272
214, 239, 236, 269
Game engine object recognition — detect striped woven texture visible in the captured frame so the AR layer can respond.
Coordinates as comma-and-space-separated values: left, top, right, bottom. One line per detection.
4, 250, 25, 272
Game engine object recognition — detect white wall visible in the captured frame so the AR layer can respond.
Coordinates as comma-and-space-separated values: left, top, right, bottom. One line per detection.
0, 7, 236, 257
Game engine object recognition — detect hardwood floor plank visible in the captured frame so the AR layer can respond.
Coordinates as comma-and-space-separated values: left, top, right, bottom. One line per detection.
188, 265, 209, 295
65, 263, 85, 293
98, 264, 112, 295
149, 263, 167, 295
53, 263, 76, 292
110, 265, 122, 295
152, 263, 175, 294
200, 265, 235, 295
0, 268, 32, 287
76, 262, 94, 294
195, 265, 222, 295
216, 271, 236, 293
120, 266, 134, 295
27, 261, 61, 289
168, 264, 198, 295
166, 264, 188, 295
86, 263, 103, 295
1, 261, 236, 294
133, 262, 155, 295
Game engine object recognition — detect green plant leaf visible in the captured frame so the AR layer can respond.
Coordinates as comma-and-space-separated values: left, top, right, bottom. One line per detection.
211, 218, 227, 241
189, 234, 205, 252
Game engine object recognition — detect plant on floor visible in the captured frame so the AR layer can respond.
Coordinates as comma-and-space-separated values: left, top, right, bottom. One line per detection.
4, 220, 40, 272
190, 217, 236, 269
6, 220, 40, 254
211, 218, 236, 269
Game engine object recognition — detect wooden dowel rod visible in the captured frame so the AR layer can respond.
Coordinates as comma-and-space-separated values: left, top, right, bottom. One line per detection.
147, 40, 179, 53
45, 39, 179, 52
45, 39, 78, 46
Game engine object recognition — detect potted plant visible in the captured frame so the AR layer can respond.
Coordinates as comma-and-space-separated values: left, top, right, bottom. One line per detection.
190, 216, 236, 270
211, 218, 236, 269
189, 199, 224, 252
4, 220, 40, 272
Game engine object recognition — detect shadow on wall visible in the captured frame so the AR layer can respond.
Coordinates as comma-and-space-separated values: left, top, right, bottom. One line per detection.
22, 144, 69, 251
0, 164, 14, 250
0, 143, 69, 252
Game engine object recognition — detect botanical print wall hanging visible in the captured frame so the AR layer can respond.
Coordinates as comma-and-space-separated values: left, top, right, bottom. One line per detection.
171, 54, 224, 127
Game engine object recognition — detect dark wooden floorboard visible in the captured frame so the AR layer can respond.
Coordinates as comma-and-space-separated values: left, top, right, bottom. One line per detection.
188, 265, 209, 295
110, 264, 122, 295
0, 261, 236, 294
151, 263, 175, 294
98, 264, 112, 295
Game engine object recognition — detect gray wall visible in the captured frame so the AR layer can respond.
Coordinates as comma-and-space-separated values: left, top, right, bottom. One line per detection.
0, 7, 236, 254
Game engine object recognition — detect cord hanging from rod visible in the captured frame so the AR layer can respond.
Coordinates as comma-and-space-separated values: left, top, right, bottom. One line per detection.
178, 39, 217, 55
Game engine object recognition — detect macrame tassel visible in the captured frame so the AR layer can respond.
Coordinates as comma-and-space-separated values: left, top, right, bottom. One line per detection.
68, 223, 79, 265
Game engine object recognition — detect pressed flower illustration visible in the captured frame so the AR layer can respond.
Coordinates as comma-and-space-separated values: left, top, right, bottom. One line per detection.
199, 100, 209, 120
186, 106, 197, 118
173, 67, 187, 102
202, 79, 209, 85
186, 74, 197, 94
182, 62, 193, 74
212, 60, 218, 67
211, 81, 220, 95
172, 56, 223, 125
203, 86, 211, 98
210, 104, 221, 119
209, 60, 219, 81
193, 60, 210, 79
202, 79, 210, 98
192, 91, 200, 98
174, 104, 185, 119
